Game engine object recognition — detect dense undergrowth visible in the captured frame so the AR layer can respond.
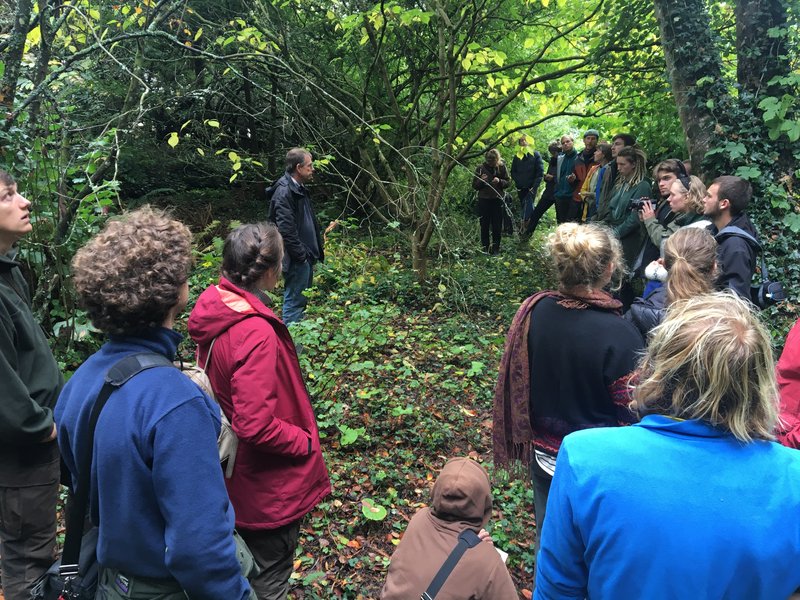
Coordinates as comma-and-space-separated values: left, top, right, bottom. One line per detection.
181, 217, 555, 598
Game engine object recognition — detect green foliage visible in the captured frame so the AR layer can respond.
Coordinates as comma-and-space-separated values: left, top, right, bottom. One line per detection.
270, 229, 551, 595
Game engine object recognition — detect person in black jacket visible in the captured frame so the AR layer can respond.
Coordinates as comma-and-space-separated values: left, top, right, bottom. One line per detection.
472, 148, 510, 254
523, 141, 561, 238
702, 176, 758, 300
625, 227, 717, 340
0, 170, 63, 600
267, 148, 325, 324
510, 137, 544, 234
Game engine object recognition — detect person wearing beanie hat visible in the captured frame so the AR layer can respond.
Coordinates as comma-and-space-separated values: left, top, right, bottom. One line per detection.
584, 128, 600, 139
381, 458, 517, 599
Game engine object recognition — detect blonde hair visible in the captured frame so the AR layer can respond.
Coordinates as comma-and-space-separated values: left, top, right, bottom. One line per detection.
635, 292, 779, 442
485, 148, 502, 164
547, 222, 624, 291
616, 146, 648, 187
673, 175, 707, 214
664, 228, 716, 305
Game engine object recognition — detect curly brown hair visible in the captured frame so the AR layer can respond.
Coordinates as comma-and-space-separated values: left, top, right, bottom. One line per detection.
72, 206, 193, 335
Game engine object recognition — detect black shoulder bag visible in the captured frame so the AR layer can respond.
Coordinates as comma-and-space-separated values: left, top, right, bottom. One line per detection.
30, 353, 173, 600
717, 225, 786, 309
420, 529, 482, 600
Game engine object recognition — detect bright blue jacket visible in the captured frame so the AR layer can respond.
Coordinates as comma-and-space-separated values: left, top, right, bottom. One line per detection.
535, 415, 800, 600
55, 328, 251, 600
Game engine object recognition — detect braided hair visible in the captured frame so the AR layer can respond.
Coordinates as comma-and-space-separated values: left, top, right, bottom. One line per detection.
222, 222, 284, 291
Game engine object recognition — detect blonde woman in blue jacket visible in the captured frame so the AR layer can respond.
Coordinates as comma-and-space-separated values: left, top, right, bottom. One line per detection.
535, 292, 800, 600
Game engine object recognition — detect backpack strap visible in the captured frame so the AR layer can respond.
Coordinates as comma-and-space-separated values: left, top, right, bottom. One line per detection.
59, 353, 174, 579
420, 529, 483, 600
717, 225, 771, 280
716, 225, 762, 251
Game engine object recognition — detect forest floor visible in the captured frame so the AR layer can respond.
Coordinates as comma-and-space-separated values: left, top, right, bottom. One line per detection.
4, 213, 555, 600
239, 221, 557, 598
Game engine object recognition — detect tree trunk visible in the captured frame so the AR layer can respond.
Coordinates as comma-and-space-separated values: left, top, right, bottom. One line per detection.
1, 0, 34, 111
411, 232, 427, 282
736, 0, 791, 98
652, 0, 727, 174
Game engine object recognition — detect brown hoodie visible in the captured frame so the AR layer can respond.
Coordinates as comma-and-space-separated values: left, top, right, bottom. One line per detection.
381, 458, 518, 600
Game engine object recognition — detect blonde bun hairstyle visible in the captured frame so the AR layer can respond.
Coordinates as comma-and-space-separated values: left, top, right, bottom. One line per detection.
547, 222, 624, 291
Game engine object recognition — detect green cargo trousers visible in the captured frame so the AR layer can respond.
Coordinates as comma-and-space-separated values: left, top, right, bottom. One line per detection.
96, 531, 258, 599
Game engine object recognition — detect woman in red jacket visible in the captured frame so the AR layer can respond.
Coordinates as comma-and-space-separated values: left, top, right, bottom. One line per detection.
188, 222, 330, 600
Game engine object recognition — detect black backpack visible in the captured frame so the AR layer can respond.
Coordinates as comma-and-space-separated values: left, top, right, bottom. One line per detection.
716, 226, 786, 309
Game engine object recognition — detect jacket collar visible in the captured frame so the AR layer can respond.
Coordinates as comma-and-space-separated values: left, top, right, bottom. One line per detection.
636, 414, 733, 439
107, 327, 183, 360
217, 277, 280, 323
283, 172, 305, 195
0, 248, 20, 271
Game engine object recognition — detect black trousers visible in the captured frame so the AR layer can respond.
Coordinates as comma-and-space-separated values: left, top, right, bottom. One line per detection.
0, 443, 59, 600
554, 195, 582, 224
525, 192, 555, 236
477, 197, 503, 253
238, 521, 301, 600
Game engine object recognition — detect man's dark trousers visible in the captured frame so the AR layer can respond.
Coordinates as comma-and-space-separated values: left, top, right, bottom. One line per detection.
0, 443, 59, 600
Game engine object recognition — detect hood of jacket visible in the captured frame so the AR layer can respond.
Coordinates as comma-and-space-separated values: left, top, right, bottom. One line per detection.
430, 458, 492, 529
188, 277, 279, 346
712, 212, 758, 239
0, 248, 19, 272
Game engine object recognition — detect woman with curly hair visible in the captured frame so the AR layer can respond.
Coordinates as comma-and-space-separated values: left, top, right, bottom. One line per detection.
493, 223, 644, 555
188, 222, 330, 600
55, 207, 253, 599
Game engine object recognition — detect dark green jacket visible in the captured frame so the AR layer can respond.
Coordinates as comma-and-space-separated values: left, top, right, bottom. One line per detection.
0, 250, 62, 447
608, 179, 653, 270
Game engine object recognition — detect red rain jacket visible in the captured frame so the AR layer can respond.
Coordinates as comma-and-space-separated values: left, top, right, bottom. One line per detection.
188, 278, 330, 529
777, 319, 800, 450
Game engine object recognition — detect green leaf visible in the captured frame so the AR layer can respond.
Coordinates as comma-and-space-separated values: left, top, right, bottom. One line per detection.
206, 119, 220, 128
167, 132, 179, 148
783, 213, 800, 234
338, 424, 365, 445
734, 166, 761, 180
361, 498, 387, 521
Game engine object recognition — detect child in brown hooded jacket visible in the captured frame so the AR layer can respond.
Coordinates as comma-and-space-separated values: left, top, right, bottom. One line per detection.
381, 457, 517, 599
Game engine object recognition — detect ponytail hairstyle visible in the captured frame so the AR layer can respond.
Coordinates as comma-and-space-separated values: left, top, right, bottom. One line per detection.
663, 227, 716, 305
616, 146, 648, 186
222, 222, 284, 291
547, 222, 624, 291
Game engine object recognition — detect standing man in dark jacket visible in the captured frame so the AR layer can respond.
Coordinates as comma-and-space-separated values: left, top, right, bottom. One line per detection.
0, 170, 62, 600
510, 136, 544, 234
524, 141, 561, 238
267, 148, 324, 325
554, 135, 580, 224
703, 175, 758, 299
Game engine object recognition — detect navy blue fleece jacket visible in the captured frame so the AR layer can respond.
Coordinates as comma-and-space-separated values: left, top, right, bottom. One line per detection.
55, 328, 250, 600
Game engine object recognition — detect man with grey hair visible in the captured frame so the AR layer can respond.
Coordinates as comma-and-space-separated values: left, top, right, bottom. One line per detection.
267, 148, 325, 324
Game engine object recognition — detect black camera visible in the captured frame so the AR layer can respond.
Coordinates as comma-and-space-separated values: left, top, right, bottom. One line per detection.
629, 197, 652, 211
